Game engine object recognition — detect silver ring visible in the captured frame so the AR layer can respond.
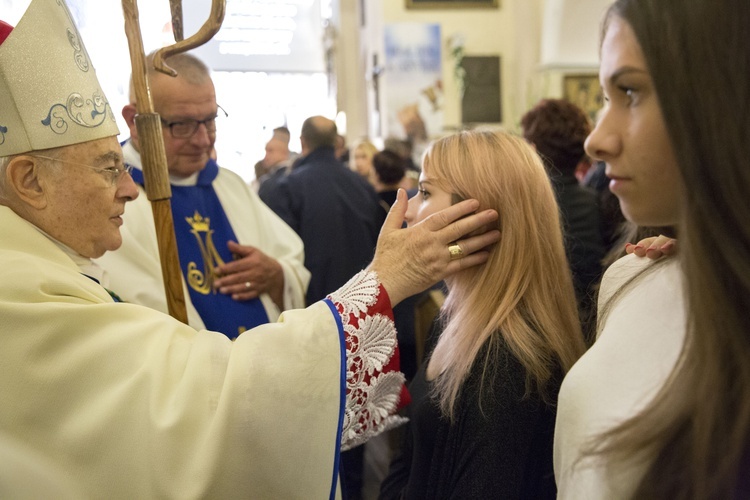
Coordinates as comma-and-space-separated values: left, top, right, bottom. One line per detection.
244, 281, 252, 289
448, 242, 463, 261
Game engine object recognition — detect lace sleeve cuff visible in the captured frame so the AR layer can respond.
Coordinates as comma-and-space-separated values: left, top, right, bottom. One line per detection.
327, 270, 409, 451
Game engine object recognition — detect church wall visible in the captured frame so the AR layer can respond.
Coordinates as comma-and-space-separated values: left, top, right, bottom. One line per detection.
337, 0, 613, 144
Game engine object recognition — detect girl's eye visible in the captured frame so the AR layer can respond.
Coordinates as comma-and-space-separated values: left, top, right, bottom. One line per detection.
418, 188, 430, 200
619, 86, 638, 105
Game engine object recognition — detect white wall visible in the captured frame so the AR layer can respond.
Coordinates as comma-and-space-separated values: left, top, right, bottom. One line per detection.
541, 0, 610, 68
337, 0, 611, 141
381, 1, 520, 132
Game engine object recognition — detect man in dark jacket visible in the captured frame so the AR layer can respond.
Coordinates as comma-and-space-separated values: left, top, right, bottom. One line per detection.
260, 115, 386, 499
261, 116, 386, 306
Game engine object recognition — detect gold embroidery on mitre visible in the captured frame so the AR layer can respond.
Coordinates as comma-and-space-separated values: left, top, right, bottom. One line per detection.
185, 211, 226, 295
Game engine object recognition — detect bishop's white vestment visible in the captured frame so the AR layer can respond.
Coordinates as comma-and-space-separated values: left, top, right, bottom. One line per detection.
0, 205, 405, 499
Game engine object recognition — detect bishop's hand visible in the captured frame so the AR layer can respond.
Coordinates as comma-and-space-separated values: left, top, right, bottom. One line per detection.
370, 189, 500, 305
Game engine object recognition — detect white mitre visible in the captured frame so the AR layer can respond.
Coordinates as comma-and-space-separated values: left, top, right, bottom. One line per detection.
0, 0, 119, 157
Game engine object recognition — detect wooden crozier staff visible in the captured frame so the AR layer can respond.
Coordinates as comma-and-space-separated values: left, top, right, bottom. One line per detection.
120, 0, 226, 322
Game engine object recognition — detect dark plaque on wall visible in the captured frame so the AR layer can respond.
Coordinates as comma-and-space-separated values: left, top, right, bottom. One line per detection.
461, 56, 502, 124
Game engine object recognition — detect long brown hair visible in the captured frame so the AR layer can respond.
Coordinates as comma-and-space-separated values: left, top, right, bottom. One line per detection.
424, 130, 585, 418
591, 1, 750, 498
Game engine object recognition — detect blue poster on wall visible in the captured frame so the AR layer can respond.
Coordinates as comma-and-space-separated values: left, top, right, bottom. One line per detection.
383, 23, 443, 145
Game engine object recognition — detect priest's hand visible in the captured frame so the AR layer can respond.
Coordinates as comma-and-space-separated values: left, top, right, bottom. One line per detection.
370, 189, 500, 306
214, 241, 285, 309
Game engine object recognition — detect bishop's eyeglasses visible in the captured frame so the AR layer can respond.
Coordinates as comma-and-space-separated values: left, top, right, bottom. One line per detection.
31, 155, 133, 186
160, 105, 228, 139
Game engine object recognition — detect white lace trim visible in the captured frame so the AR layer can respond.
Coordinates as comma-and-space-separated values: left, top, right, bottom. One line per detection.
328, 270, 406, 450
328, 269, 381, 318
342, 415, 409, 452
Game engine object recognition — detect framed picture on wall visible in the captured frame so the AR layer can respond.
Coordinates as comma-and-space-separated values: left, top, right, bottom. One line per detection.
406, 0, 499, 9
563, 74, 604, 123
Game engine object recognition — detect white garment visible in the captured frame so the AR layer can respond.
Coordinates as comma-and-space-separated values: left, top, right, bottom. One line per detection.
0, 432, 82, 499
0, 205, 403, 498
554, 255, 686, 499
96, 140, 310, 329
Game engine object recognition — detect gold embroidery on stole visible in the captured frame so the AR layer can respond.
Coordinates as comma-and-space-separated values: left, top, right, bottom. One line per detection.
185, 211, 225, 295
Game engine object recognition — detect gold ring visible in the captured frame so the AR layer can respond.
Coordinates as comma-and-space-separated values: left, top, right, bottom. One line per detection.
244, 281, 252, 289
448, 242, 463, 261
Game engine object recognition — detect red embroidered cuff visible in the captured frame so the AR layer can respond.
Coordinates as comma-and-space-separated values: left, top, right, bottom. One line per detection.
328, 270, 409, 450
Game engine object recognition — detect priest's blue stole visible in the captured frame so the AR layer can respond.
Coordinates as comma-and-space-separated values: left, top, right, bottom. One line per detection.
130, 160, 269, 339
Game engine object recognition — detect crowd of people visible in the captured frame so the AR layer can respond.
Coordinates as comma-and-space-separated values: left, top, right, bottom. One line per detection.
1, 0, 749, 498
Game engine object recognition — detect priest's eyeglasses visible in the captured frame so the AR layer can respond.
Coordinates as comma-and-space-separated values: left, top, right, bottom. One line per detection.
31, 155, 134, 186
161, 105, 228, 139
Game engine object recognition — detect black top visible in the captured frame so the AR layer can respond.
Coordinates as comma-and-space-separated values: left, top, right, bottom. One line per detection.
551, 174, 606, 342
380, 325, 559, 499
260, 147, 385, 305
582, 161, 626, 252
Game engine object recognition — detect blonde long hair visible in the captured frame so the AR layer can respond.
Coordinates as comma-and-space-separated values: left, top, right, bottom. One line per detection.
425, 130, 585, 418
